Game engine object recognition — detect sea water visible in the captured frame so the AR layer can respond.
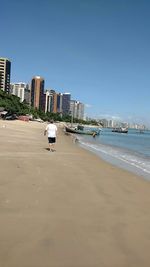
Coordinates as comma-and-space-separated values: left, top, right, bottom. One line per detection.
77, 128, 150, 180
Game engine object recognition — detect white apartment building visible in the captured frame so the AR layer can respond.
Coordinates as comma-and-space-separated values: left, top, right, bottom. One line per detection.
44, 90, 54, 113
10, 82, 26, 102
70, 100, 84, 120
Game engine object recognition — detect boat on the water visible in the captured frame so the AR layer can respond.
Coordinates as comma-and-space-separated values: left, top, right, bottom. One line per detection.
65, 125, 101, 135
112, 127, 128, 133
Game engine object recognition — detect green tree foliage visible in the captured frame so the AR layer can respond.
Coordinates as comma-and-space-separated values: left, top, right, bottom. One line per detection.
0, 90, 29, 115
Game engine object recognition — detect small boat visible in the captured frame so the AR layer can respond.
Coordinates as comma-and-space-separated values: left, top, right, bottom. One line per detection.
112, 127, 128, 133
65, 125, 101, 135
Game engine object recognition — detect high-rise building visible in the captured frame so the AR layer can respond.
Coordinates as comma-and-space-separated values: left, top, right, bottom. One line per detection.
31, 76, 44, 110
0, 57, 11, 93
10, 82, 27, 102
43, 89, 60, 114
44, 90, 64, 114
43, 90, 53, 113
57, 93, 63, 113
46, 90, 57, 113
24, 84, 31, 105
70, 100, 84, 120
77, 102, 84, 120
53, 92, 58, 113
70, 100, 76, 118
62, 93, 71, 115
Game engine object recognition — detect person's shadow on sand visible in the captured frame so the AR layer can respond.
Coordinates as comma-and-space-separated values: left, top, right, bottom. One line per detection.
44, 148, 56, 152
45, 148, 50, 151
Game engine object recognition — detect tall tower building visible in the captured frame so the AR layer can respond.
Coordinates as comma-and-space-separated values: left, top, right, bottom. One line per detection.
24, 83, 31, 105
57, 93, 63, 113
43, 90, 53, 113
31, 76, 44, 110
77, 102, 84, 120
70, 100, 84, 120
62, 93, 71, 115
0, 57, 11, 93
53, 92, 58, 113
48, 90, 59, 113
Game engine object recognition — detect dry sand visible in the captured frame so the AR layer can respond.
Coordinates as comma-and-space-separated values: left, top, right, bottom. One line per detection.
0, 120, 150, 267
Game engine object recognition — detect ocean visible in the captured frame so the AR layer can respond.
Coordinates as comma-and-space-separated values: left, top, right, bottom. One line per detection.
77, 128, 150, 180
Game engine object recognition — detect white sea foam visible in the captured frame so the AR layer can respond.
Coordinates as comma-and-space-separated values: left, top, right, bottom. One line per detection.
79, 139, 150, 180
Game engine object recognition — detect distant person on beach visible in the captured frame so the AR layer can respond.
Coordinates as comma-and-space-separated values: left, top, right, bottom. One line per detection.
44, 120, 57, 152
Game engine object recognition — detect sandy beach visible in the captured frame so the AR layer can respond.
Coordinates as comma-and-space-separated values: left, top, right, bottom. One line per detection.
0, 120, 150, 267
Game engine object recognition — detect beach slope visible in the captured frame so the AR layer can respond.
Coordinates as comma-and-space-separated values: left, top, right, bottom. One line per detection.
0, 120, 150, 267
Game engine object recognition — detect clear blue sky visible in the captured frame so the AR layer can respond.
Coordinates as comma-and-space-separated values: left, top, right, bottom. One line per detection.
1, 0, 150, 126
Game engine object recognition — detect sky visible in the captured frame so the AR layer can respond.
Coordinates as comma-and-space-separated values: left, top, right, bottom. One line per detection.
1, 0, 150, 126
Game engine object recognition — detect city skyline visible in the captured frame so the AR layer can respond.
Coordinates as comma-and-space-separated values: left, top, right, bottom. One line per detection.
8, 73, 85, 120
1, 0, 150, 127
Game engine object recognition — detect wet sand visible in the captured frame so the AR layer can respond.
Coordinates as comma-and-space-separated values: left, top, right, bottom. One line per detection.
0, 120, 150, 267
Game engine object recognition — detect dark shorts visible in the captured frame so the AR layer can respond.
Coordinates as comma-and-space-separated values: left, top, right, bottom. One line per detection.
48, 137, 56, 144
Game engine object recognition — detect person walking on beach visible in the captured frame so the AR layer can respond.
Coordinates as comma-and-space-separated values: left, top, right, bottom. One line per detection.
44, 119, 57, 152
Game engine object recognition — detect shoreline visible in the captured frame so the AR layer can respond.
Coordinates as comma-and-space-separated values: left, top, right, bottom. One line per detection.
74, 131, 150, 181
78, 140, 150, 181
0, 120, 150, 266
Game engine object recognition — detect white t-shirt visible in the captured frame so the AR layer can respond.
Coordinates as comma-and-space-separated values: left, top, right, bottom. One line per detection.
46, 124, 57, 137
